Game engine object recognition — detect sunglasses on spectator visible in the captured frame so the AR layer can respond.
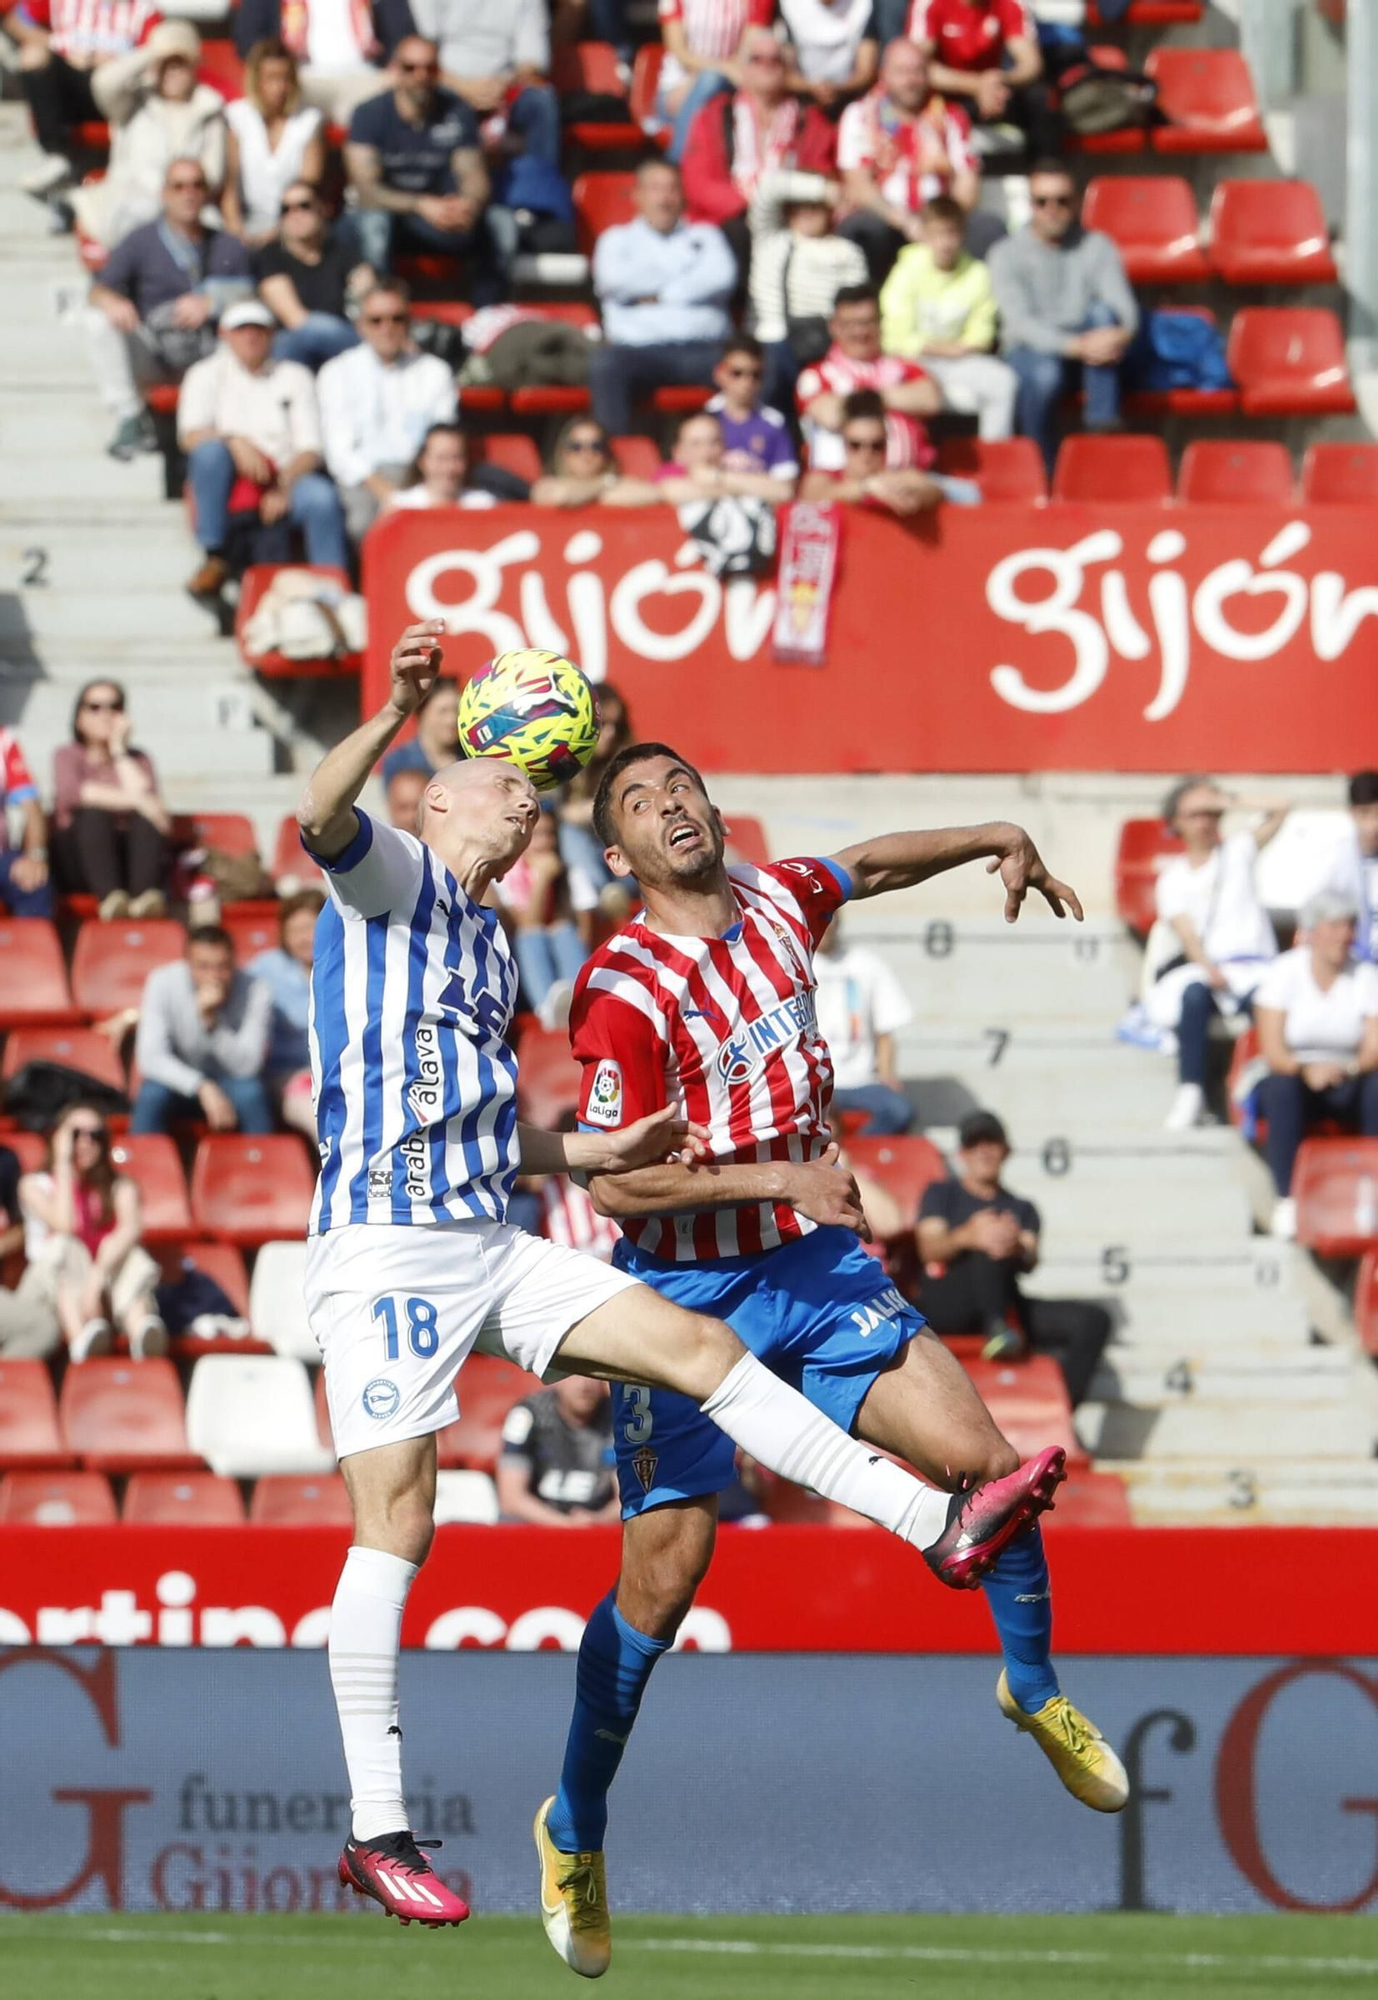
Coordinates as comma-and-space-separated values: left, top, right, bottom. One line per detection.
169, 176, 207, 190
1032, 193, 1073, 208
82, 697, 124, 711
399, 59, 438, 72
68, 1124, 107, 1141
745, 49, 784, 62
566, 437, 608, 453
844, 434, 886, 452
364, 311, 408, 325
1181, 807, 1225, 819
282, 197, 317, 212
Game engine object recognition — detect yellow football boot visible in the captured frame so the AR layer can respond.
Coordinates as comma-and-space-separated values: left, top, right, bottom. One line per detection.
996, 1671, 1129, 1813
534, 1797, 612, 1978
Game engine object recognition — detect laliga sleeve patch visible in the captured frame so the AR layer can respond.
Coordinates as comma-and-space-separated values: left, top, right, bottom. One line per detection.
585, 1058, 624, 1128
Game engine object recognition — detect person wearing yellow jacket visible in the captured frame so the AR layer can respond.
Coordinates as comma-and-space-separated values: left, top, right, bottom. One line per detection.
879, 194, 1017, 440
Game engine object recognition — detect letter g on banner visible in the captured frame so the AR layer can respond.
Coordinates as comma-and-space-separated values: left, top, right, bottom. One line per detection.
0, 1650, 149, 1909
1216, 1658, 1378, 1911
986, 531, 1122, 715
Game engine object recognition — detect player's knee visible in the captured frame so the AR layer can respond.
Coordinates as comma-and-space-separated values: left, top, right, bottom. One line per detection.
681, 1314, 745, 1401
350, 1487, 435, 1568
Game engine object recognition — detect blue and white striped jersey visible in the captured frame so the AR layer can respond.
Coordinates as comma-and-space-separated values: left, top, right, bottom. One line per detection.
306, 812, 520, 1234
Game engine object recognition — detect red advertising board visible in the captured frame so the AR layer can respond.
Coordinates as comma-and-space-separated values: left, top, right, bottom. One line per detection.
2, 1524, 1374, 1654
363, 504, 1378, 774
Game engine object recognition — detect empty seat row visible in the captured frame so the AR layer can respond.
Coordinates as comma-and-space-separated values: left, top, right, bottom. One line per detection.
1083, 177, 1335, 286
1052, 428, 1369, 507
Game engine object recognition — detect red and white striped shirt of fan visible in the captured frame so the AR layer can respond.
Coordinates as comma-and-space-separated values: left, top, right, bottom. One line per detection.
541, 1177, 621, 1262
657, 0, 775, 96
571, 858, 849, 1263
796, 347, 935, 473
836, 87, 977, 214
20, 0, 161, 60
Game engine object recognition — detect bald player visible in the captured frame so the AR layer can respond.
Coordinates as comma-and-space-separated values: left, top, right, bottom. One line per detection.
298, 622, 1070, 1928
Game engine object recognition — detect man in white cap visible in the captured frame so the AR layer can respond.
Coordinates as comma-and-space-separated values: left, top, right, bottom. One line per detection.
178, 298, 348, 603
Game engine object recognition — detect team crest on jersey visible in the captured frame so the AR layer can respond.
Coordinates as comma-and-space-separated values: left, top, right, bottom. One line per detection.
715, 988, 820, 1086
362, 1379, 401, 1420
631, 1445, 659, 1491
585, 1058, 623, 1127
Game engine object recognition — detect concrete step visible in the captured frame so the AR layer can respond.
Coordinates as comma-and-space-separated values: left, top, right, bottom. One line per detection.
1020, 1177, 1252, 1241
0, 521, 194, 594
1029, 1238, 1302, 1293
1080, 1398, 1375, 1460
0, 584, 216, 648
0, 450, 168, 505
1096, 1300, 1314, 1346
1120, 1461, 1378, 1526
1090, 1347, 1359, 1407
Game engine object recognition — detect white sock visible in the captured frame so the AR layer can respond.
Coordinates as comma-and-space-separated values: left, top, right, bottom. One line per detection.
700, 1352, 951, 1551
328, 1545, 419, 1843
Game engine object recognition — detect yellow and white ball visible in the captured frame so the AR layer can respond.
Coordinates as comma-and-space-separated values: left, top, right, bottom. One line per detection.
455, 649, 600, 793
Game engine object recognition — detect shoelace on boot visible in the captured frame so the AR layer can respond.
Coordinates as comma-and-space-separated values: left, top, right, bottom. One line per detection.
556, 1859, 604, 1931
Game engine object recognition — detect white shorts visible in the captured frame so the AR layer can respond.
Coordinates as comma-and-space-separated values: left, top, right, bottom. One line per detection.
305, 1219, 639, 1461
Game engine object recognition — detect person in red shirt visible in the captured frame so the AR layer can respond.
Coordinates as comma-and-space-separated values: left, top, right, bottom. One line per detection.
0, 727, 53, 918
795, 280, 939, 470
911, 0, 1059, 161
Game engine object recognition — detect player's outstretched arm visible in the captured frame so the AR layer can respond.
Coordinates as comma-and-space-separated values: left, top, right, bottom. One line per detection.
831, 822, 1084, 924
586, 1147, 869, 1238
517, 1106, 709, 1177
296, 620, 445, 858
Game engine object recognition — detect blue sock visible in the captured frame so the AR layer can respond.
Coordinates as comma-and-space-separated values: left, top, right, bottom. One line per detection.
546, 1593, 670, 1854
980, 1523, 1060, 1713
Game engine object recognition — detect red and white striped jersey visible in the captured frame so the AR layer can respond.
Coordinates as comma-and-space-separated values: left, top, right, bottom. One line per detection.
571, 857, 851, 1262
796, 345, 934, 472
25, 0, 161, 58
657, 0, 775, 93
540, 1175, 621, 1263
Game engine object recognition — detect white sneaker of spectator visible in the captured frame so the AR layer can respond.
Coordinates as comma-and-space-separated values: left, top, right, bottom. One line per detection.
129, 1314, 169, 1360
20, 154, 72, 197
1164, 1082, 1207, 1131
188, 1313, 252, 1342
1270, 1197, 1298, 1241
71, 1316, 113, 1362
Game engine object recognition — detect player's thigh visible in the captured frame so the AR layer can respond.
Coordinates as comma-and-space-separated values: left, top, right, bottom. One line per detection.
856, 1330, 1018, 1491
616, 1495, 720, 1642
558, 1281, 744, 1403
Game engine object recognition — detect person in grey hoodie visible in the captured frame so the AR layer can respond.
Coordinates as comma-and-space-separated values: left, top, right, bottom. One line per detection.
987, 157, 1138, 475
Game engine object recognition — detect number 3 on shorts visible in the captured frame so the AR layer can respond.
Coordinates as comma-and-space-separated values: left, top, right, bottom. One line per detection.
371, 1295, 440, 1360
622, 1383, 653, 1444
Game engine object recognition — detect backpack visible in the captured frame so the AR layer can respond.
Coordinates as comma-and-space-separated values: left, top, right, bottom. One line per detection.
1057, 62, 1158, 136
1126, 309, 1234, 392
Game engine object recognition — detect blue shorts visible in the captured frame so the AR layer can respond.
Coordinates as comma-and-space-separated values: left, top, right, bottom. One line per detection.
611, 1226, 925, 1517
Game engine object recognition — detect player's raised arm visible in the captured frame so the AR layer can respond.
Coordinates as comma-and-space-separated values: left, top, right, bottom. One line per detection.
517, 1106, 710, 1176
830, 823, 1084, 924
296, 620, 445, 858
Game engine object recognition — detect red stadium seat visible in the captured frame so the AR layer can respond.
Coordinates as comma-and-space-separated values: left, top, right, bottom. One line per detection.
59, 1357, 201, 1472
572, 170, 636, 254
1081, 177, 1209, 284
0, 1470, 117, 1524
436, 1353, 542, 1471
629, 43, 666, 132
610, 435, 662, 480
505, 305, 604, 412
1354, 1250, 1378, 1360
1088, 0, 1201, 20
1301, 443, 1378, 505
190, 1134, 316, 1246
123, 1470, 246, 1523
70, 919, 186, 1017
1052, 435, 1172, 506
473, 433, 544, 485
1227, 308, 1356, 417
1147, 49, 1267, 154
222, 906, 281, 964
274, 813, 323, 886
1209, 179, 1336, 286
554, 42, 638, 151
237, 564, 360, 679
845, 1136, 946, 1229
1, 1132, 47, 1174
250, 1473, 354, 1525
0, 921, 80, 1027
1, 1026, 127, 1096
722, 815, 770, 868
197, 39, 244, 99
171, 812, 260, 859
934, 437, 1047, 504
157, 1243, 252, 1319
651, 385, 712, 414
1042, 1470, 1133, 1528
109, 1134, 192, 1243
514, 1026, 583, 1127
1114, 819, 1183, 934
961, 1355, 1085, 1466
0, 1360, 76, 1469
1176, 441, 1294, 507
1292, 1138, 1378, 1257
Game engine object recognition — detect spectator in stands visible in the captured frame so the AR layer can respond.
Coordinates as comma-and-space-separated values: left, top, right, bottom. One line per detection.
797, 281, 940, 471
780, 0, 878, 113
497, 1377, 619, 1523
813, 915, 912, 1133
18, 1103, 166, 1361
706, 336, 800, 481
681, 25, 836, 278
1253, 894, 1378, 1240
879, 194, 1014, 439
0, 1141, 61, 1358
256, 180, 370, 370
381, 676, 461, 784
1146, 778, 1287, 1133
557, 683, 635, 916
1322, 771, 1378, 963
386, 766, 430, 829
178, 300, 350, 604
495, 808, 594, 1017
656, 407, 797, 505
800, 386, 973, 510
8, 0, 159, 197
250, 888, 324, 1141
988, 159, 1138, 477
836, 39, 978, 287
747, 169, 868, 410
131, 925, 273, 1136
71, 23, 227, 250
88, 159, 255, 462
222, 40, 327, 249
386, 420, 532, 510
345, 34, 491, 284
233, 0, 411, 125
532, 419, 662, 509
0, 725, 53, 918
410, 0, 561, 169
317, 278, 458, 542
657, 0, 773, 162
916, 1110, 1111, 1408
911, 0, 1058, 162
52, 680, 171, 921
589, 159, 736, 438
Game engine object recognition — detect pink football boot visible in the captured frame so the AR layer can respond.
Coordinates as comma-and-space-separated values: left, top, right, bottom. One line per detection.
338, 1832, 471, 1927
923, 1446, 1067, 1590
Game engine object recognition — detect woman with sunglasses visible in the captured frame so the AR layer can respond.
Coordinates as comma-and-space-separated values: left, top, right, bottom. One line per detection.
222, 39, 326, 248
51, 680, 173, 921
799, 386, 942, 513
1145, 778, 1288, 1132
531, 418, 659, 510
18, 1104, 167, 1362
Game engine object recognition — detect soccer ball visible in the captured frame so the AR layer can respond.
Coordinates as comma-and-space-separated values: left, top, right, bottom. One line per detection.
455, 649, 600, 794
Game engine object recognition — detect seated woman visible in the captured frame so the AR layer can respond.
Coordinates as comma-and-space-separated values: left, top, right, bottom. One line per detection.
656, 407, 797, 503
386, 423, 531, 512
1254, 893, 1378, 1240
51, 681, 172, 920
249, 888, 325, 1140
531, 418, 661, 510
222, 39, 327, 249
19, 1103, 166, 1361
779, 0, 877, 113
1145, 777, 1288, 1132
73, 22, 226, 247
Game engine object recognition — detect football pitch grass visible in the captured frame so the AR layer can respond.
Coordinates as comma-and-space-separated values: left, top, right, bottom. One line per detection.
7, 1912, 1378, 2000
